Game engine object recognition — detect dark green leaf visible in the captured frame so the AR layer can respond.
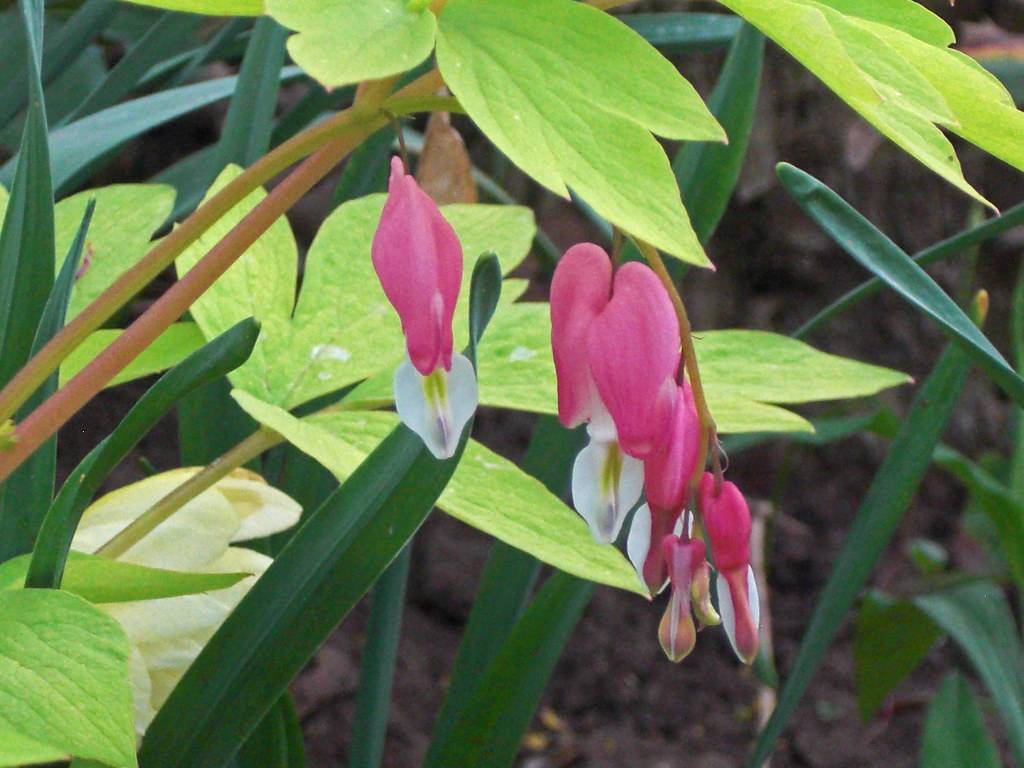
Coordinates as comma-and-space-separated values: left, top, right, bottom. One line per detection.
330, 126, 392, 208
424, 572, 593, 768
623, 12, 742, 54
0, 0, 117, 131
232, 694, 306, 768
348, 545, 411, 768
427, 415, 583, 762
933, 445, 1024, 587
778, 163, 1024, 407
746, 340, 971, 767
794, 201, 1024, 339
922, 672, 1001, 768
25, 318, 260, 590
674, 23, 764, 244
853, 591, 942, 720
0, 67, 305, 195
0, 200, 94, 561
914, 581, 1024, 764
468, 252, 501, 361
61, 12, 201, 125
137, 257, 502, 768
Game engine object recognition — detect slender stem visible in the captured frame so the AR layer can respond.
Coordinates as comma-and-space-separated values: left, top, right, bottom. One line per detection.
0, 70, 442, 427
637, 241, 719, 491
95, 427, 285, 559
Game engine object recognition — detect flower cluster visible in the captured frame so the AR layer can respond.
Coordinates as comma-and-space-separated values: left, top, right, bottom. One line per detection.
551, 243, 759, 664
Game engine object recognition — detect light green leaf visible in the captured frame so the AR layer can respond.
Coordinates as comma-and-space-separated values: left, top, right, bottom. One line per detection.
117, 0, 263, 15
0, 551, 248, 603
0, 589, 136, 768
412, 302, 908, 434
719, 0, 992, 207
60, 322, 206, 387
183, 188, 535, 409
810, 0, 954, 46
267, 0, 437, 88
436, 0, 722, 266
232, 391, 644, 595
0, 727, 67, 767
55, 184, 176, 320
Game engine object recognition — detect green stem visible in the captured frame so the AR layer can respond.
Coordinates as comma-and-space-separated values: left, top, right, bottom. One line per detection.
95, 427, 284, 559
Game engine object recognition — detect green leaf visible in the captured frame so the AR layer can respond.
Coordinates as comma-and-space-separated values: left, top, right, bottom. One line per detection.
922, 672, 1001, 768
720, 0, 994, 206
0, 68, 305, 194
0, 551, 247, 602
914, 581, 1024, 764
137, 255, 501, 768
117, 0, 262, 15
794, 201, 1024, 339
0, 589, 136, 768
61, 322, 207, 387
436, 0, 722, 266
348, 545, 410, 768
424, 572, 593, 768
428, 415, 580, 759
778, 162, 1024, 408
181, 189, 535, 409
232, 694, 306, 768
54, 184, 177, 320
27, 319, 260, 590
810, 0, 954, 46
853, 591, 942, 720
0, 728, 67, 767
746, 340, 971, 767
0, 200, 94, 561
267, 0, 437, 89
623, 13, 742, 54
674, 23, 764, 244
933, 445, 1024, 587
233, 395, 644, 595
0, 0, 54, 391
450, 302, 909, 434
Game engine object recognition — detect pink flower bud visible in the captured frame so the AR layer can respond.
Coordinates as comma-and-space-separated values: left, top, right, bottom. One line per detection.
550, 243, 612, 429
698, 473, 751, 573
643, 381, 700, 514
587, 263, 680, 459
658, 535, 705, 662
372, 156, 463, 376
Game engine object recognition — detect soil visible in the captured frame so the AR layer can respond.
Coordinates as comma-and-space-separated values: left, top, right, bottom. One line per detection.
47, 4, 1024, 767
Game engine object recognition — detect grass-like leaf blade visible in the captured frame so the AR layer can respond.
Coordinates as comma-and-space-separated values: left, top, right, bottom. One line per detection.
778, 162, 1024, 407
745, 339, 972, 767
922, 672, 1001, 768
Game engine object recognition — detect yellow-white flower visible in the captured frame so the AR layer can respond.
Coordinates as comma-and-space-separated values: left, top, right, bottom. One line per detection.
71, 468, 301, 737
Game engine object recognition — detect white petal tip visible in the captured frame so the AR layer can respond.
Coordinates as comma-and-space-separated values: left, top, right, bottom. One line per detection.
394, 353, 477, 459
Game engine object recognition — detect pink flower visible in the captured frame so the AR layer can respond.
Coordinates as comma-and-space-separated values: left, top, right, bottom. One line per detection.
699, 473, 760, 664
372, 157, 476, 459
626, 382, 701, 594
657, 536, 705, 662
551, 245, 683, 544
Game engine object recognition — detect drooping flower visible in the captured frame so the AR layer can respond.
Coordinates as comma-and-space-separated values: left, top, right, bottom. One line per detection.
657, 535, 706, 662
551, 245, 684, 544
70, 468, 301, 737
699, 473, 761, 664
626, 381, 701, 594
372, 156, 477, 459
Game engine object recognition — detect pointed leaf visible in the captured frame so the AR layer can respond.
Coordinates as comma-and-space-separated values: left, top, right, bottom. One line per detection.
922, 672, 1001, 768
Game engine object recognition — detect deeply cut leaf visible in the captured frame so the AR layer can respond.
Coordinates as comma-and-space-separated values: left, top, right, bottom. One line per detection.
436, 0, 722, 266
267, 0, 437, 88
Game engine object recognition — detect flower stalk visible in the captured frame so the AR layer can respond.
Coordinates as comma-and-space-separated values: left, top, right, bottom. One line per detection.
636, 240, 720, 492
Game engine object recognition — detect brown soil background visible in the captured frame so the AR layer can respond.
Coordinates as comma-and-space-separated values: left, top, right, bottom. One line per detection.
47, 1, 1024, 765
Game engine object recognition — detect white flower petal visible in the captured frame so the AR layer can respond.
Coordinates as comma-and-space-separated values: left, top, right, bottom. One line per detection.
571, 438, 643, 544
716, 566, 760, 663
216, 469, 303, 542
128, 646, 155, 740
626, 503, 652, 588
394, 352, 477, 460
747, 564, 761, 631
